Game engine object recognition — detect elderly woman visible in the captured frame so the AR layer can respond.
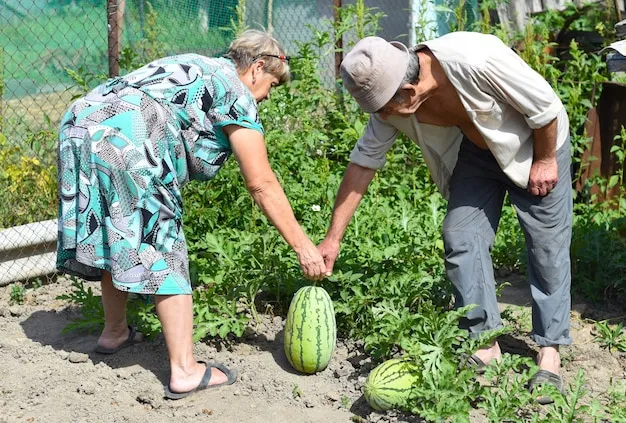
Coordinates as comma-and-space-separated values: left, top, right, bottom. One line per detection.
57, 30, 327, 399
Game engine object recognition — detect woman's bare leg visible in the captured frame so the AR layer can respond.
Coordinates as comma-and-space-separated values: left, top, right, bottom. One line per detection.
155, 294, 226, 393
97, 271, 131, 349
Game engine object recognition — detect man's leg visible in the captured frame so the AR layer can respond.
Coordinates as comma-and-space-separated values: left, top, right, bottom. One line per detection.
155, 294, 227, 393
443, 139, 507, 363
509, 141, 573, 373
97, 271, 131, 350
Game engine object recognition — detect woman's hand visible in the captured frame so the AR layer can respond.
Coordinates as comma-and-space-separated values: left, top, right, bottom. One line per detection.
226, 125, 330, 281
295, 240, 331, 281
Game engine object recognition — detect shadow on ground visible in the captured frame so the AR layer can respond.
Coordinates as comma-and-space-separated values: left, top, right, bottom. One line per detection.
20, 309, 171, 385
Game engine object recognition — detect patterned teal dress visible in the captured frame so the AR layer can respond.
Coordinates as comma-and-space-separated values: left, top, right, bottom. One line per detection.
57, 55, 263, 295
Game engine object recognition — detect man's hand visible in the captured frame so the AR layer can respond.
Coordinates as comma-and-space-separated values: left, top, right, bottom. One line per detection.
318, 237, 340, 275
528, 158, 558, 196
295, 241, 331, 281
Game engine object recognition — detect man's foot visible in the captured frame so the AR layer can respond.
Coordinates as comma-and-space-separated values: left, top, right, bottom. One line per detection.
462, 341, 502, 374
473, 341, 502, 365
528, 346, 563, 405
536, 346, 560, 374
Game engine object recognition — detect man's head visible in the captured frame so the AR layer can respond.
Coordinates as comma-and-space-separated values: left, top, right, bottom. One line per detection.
341, 37, 419, 114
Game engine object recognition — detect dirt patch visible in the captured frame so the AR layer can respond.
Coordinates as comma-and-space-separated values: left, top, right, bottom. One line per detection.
0, 275, 624, 423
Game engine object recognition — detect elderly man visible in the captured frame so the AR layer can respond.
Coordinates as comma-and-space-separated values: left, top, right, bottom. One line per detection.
318, 32, 572, 403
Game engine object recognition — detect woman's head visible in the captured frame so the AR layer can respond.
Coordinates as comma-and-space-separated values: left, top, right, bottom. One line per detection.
226, 29, 290, 102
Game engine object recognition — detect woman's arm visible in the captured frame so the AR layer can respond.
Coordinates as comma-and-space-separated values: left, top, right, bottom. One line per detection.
224, 125, 328, 280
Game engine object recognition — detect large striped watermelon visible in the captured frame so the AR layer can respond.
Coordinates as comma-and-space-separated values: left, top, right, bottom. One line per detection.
284, 286, 336, 374
363, 358, 420, 411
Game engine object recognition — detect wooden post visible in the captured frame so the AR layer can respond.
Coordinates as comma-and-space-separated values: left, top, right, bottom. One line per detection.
107, 0, 124, 77
334, 0, 343, 82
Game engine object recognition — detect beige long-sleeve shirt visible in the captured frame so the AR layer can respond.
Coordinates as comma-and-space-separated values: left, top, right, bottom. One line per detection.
349, 31, 570, 199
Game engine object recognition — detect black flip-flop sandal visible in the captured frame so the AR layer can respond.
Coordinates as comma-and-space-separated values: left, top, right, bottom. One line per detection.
528, 369, 564, 405
164, 360, 238, 400
460, 353, 487, 375
94, 325, 143, 354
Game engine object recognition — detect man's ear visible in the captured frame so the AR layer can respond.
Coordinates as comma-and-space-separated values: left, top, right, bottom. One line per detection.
400, 83, 417, 99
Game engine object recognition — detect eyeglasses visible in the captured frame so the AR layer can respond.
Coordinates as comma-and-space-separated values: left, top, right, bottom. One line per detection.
253, 53, 291, 63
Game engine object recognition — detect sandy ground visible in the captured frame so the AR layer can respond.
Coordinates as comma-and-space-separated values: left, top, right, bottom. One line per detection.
0, 274, 624, 423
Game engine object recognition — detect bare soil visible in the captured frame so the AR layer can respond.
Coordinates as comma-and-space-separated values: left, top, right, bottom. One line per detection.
0, 274, 624, 423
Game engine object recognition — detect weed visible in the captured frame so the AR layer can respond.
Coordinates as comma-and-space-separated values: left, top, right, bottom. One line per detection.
340, 394, 351, 409
292, 384, 302, 399
594, 320, 626, 352
56, 278, 104, 333
9, 284, 24, 305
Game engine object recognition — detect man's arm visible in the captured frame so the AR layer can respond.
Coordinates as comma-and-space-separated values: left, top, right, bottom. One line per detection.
529, 117, 558, 197
319, 163, 377, 273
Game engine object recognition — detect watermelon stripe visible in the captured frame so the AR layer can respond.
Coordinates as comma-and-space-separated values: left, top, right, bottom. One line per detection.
376, 368, 414, 385
315, 288, 323, 371
373, 362, 411, 384
284, 286, 336, 374
285, 285, 307, 369
364, 358, 419, 411
296, 286, 311, 372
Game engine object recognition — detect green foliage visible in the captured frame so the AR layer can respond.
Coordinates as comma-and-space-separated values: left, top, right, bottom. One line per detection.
48, 4, 626, 422
571, 131, 626, 300
334, 0, 385, 45
538, 370, 592, 423
605, 382, 626, 422
0, 45, 4, 129
340, 394, 351, 409
56, 279, 104, 334
221, 0, 248, 38
56, 278, 162, 339
594, 320, 626, 352
137, 2, 165, 61
478, 354, 535, 422
0, 129, 57, 228
9, 284, 25, 305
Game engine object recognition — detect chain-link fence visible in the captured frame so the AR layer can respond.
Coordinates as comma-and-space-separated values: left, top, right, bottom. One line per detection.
0, 0, 413, 285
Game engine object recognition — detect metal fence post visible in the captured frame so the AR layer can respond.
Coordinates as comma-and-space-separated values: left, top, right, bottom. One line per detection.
333, 0, 342, 83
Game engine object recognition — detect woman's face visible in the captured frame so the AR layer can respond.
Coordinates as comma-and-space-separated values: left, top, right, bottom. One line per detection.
244, 61, 280, 103
252, 70, 280, 103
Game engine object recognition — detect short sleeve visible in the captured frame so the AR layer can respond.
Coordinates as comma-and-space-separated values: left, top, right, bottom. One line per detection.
210, 92, 264, 135
349, 113, 399, 169
479, 47, 563, 129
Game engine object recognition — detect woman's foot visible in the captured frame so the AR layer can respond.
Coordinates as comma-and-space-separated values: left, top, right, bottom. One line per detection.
168, 361, 229, 394
169, 363, 228, 392
97, 324, 132, 351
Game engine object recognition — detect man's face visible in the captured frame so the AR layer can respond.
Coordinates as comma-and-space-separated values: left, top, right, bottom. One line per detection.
375, 84, 422, 120
376, 96, 413, 120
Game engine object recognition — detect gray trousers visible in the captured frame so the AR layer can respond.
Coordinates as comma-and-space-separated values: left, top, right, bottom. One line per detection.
442, 138, 573, 346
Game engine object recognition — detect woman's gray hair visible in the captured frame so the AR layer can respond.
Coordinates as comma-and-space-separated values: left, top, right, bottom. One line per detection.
225, 29, 290, 85
390, 51, 420, 104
